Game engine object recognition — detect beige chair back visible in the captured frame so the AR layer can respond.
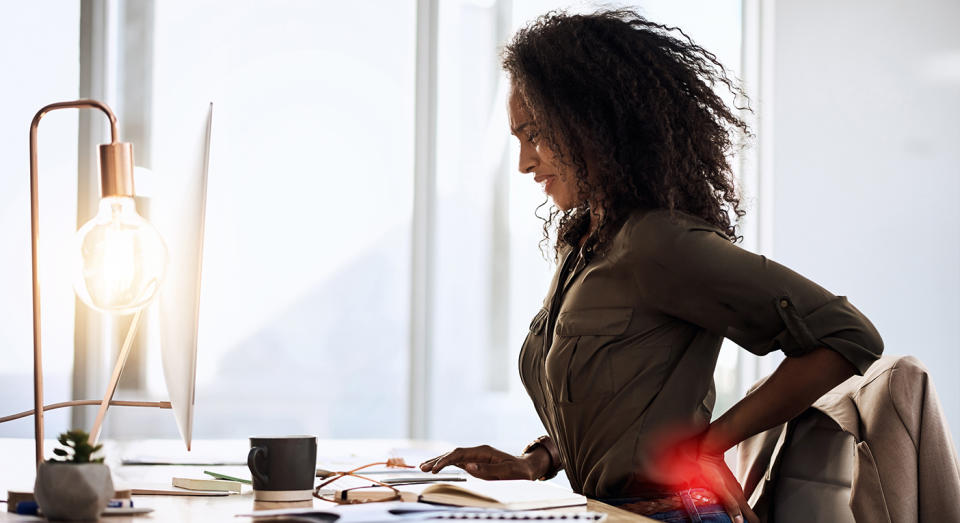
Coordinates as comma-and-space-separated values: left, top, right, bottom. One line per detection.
771, 408, 856, 522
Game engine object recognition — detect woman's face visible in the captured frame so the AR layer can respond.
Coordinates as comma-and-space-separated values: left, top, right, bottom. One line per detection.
508, 89, 581, 211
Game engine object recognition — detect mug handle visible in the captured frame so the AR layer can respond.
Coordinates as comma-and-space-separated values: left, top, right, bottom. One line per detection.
247, 446, 270, 486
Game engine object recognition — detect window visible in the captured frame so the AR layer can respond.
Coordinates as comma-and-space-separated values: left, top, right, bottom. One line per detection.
2, 0, 755, 445
97, 0, 418, 439
0, 2, 80, 438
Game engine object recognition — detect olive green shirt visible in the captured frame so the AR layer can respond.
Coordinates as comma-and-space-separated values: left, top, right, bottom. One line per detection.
518, 209, 884, 499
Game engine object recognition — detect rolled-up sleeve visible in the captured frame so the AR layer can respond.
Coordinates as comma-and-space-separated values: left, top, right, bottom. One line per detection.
629, 213, 884, 374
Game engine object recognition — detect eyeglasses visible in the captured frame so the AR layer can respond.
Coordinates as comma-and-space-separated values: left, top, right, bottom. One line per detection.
314, 457, 415, 504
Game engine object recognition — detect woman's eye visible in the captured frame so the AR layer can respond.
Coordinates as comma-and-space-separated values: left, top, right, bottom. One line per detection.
525, 130, 540, 144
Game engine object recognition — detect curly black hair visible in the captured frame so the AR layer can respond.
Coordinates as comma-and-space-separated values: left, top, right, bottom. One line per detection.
502, 8, 750, 257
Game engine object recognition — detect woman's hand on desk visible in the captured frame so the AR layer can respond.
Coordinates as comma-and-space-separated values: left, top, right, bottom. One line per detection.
420, 444, 549, 481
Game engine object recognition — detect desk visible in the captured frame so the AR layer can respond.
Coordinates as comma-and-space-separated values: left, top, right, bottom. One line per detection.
0, 439, 650, 522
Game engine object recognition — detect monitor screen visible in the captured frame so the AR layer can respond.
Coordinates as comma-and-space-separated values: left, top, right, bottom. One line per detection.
155, 102, 212, 451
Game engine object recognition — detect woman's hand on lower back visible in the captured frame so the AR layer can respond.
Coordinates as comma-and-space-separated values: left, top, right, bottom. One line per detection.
419, 444, 549, 481
696, 446, 759, 523
652, 436, 759, 523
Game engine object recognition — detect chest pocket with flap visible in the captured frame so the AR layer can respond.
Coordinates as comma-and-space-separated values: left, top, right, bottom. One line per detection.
548, 307, 633, 402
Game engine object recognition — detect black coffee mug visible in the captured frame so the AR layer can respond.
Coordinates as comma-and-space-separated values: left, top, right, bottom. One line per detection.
247, 435, 318, 501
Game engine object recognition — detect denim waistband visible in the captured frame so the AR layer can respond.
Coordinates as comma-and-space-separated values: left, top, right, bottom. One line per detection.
599, 486, 716, 506
599, 487, 725, 521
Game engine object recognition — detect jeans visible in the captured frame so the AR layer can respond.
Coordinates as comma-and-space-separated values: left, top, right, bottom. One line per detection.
603, 489, 734, 523
644, 503, 732, 523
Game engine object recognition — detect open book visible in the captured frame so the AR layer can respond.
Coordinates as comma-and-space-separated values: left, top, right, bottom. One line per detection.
239, 501, 606, 521
335, 479, 587, 511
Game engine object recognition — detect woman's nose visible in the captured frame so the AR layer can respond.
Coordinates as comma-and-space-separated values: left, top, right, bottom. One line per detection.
518, 145, 538, 174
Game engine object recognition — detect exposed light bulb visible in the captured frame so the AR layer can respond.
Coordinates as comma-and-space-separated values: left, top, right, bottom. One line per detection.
74, 196, 168, 313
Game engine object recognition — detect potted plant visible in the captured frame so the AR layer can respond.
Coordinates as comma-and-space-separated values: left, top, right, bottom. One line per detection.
34, 430, 114, 520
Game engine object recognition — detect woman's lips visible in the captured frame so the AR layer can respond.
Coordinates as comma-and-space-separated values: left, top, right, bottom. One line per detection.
534, 174, 556, 192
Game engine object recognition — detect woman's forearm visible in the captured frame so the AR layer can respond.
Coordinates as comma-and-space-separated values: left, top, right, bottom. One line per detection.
700, 347, 858, 456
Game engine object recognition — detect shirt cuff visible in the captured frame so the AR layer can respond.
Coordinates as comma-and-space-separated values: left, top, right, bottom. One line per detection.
772, 296, 884, 374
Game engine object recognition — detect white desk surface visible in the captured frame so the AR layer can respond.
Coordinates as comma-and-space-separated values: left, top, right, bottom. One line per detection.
0, 438, 649, 522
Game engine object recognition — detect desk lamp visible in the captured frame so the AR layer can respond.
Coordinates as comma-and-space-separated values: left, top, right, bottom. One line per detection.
26, 100, 169, 467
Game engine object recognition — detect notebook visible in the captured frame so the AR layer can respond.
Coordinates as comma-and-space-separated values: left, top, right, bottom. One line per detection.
335, 479, 587, 511
238, 501, 605, 522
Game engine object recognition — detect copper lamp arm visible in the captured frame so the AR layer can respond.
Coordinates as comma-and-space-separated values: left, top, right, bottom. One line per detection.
29, 99, 121, 467
31, 99, 119, 143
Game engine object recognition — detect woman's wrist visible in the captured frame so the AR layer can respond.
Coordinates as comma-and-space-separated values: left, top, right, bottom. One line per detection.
521, 435, 562, 480
520, 446, 553, 480
700, 416, 737, 457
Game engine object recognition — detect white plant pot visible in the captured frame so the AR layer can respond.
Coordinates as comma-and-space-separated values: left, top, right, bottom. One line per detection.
34, 462, 114, 521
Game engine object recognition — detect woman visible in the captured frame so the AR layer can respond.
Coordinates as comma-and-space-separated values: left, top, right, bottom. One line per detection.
420, 9, 883, 523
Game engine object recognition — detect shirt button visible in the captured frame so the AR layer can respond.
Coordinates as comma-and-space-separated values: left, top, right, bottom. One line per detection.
780, 299, 789, 309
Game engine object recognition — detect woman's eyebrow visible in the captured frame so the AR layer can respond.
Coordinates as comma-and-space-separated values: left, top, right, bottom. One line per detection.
511, 121, 534, 135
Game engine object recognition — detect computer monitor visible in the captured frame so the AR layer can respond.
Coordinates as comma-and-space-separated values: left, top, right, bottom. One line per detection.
154, 103, 213, 451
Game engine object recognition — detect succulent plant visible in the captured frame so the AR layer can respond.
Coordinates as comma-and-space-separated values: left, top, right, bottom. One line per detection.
49, 430, 105, 464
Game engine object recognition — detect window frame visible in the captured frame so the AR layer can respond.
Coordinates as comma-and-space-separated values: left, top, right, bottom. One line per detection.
71, 0, 764, 440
